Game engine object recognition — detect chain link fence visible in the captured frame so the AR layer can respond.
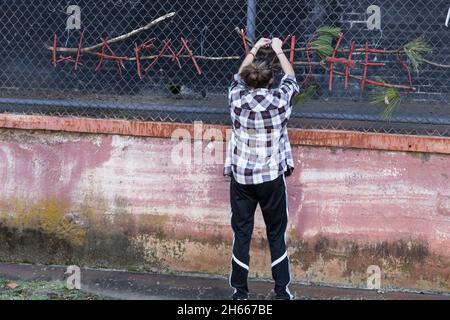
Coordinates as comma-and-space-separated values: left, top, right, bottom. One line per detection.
0, 0, 449, 136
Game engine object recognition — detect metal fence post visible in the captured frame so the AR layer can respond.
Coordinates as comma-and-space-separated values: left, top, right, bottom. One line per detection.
246, 0, 257, 43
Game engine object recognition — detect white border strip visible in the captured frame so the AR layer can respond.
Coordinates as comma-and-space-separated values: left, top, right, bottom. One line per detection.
271, 251, 288, 267
232, 254, 249, 270
446, 6, 450, 27
283, 174, 294, 299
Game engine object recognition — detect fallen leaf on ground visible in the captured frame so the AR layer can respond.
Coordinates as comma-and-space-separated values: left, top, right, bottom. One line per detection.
5, 282, 18, 289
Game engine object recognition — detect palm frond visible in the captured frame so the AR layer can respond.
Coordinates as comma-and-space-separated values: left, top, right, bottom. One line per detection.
370, 81, 401, 121
403, 37, 432, 74
316, 27, 342, 38
310, 27, 341, 59
293, 85, 316, 106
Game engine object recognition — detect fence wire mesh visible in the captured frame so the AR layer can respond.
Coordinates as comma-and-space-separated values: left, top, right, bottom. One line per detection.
0, 0, 449, 136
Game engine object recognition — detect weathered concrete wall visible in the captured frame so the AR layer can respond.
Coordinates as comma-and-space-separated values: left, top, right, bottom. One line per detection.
1, 124, 450, 293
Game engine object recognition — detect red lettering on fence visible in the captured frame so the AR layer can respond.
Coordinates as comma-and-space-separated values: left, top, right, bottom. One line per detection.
49, 28, 421, 91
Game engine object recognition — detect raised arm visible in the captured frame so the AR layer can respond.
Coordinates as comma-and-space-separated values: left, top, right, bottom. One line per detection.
271, 37, 295, 76
238, 38, 272, 74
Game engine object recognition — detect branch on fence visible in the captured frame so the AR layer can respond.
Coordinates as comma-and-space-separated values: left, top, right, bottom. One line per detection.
135, 54, 241, 61
234, 27, 449, 70
46, 12, 176, 53
292, 61, 323, 66
234, 27, 260, 52
64, 50, 241, 61
422, 59, 450, 68
274, 60, 413, 90
317, 62, 416, 91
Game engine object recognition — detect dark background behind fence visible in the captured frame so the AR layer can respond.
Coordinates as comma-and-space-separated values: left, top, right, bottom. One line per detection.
0, 1, 449, 136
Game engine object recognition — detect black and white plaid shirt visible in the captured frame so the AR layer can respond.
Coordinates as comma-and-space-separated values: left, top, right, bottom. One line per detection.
224, 72, 300, 185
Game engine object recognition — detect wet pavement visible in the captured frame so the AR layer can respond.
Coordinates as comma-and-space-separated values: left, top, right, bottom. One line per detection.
0, 262, 449, 300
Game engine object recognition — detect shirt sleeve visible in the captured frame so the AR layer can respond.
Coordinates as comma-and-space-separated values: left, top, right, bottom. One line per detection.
277, 74, 300, 104
228, 73, 247, 102
230, 73, 246, 91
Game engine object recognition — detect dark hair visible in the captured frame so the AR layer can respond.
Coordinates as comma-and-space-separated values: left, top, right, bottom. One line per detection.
240, 62, 273, 89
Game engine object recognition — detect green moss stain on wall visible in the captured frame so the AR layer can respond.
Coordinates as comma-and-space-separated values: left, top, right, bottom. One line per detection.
0, 197, 161, 270
1, 196, 450, 293
0, 197, 85, 246
287, 233, 450, 292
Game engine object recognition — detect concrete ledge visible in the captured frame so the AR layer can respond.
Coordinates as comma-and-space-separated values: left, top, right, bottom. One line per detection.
1, 114, 450, 155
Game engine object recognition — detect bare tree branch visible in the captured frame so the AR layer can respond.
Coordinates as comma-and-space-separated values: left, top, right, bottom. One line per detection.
422, 58, 450, 68
46, 12, 176, 53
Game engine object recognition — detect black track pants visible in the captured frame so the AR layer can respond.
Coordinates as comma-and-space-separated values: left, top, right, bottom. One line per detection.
229, 174, 292, 299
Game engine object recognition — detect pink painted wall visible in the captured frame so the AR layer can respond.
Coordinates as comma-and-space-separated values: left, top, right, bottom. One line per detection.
1, 129, 450, 291
293, 148, 450, 253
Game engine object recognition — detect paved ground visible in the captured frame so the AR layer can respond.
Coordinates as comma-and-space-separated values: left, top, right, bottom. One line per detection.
0, 262, 449, 300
